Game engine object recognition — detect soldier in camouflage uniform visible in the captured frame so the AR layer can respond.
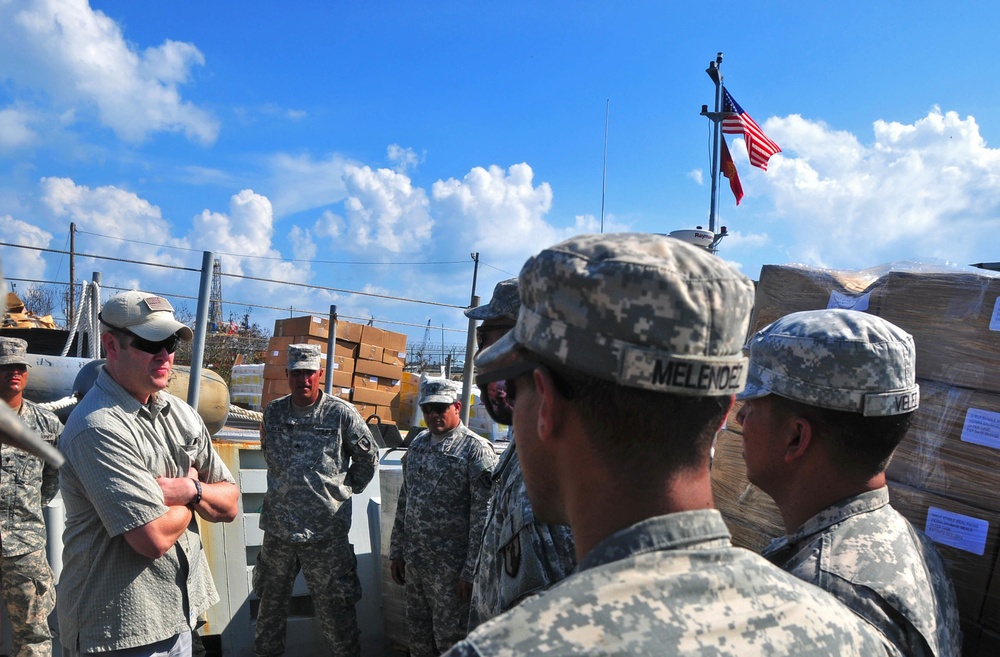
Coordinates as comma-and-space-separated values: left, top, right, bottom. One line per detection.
445, 233, 893, 657
389, 379, 497, 656
737, 309, 961, 657
464, 279, 575, 629
255, 344, 379, 657
0, 337, 60, 657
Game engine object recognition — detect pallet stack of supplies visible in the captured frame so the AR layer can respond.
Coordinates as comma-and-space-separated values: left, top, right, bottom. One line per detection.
229, 363, 265, 410
714, 260, 1000, 651
396, 372, 421, 429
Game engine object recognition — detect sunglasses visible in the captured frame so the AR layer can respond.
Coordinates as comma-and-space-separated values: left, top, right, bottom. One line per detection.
123, 329, 181, 355
420, 403, 454, 416
475, 360, 575, 425
475, 324, 516, 350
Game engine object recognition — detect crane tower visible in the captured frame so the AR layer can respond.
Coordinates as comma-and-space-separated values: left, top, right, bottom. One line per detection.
208, 258, 224, 330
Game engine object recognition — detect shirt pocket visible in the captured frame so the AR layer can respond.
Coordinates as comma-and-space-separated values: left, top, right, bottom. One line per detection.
265, 423, 331, 473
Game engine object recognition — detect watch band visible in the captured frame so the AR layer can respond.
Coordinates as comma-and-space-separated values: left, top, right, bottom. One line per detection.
188, 478, 203, 508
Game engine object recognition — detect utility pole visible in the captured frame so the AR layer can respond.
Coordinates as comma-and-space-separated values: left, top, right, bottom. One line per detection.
460, 252, 480, 425
69, 222, 75, 327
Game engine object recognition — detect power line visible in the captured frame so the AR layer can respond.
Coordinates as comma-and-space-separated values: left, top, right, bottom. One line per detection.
72, 229, 470, 266
2, 241, 466, 309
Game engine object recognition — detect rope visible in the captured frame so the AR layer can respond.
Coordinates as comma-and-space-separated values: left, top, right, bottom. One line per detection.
60, 281, 101, 359
37, 396, 79, 413
227, 405, 263, 423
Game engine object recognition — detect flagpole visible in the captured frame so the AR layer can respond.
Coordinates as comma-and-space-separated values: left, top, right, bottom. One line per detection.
700, 52, 728, 253
601, 98, 609, 233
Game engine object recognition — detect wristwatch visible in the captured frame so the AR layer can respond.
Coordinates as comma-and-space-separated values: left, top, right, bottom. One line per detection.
188, 478, 203, 508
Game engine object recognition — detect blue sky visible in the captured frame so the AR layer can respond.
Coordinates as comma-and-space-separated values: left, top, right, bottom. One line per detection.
2, 1, 999, 348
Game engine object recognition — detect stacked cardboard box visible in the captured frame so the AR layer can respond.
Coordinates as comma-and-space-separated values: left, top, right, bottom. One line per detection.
711, 262, 1000, 656
261, 316, 407, 424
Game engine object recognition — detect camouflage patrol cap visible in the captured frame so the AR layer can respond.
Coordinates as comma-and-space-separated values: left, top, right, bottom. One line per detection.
738, 309, 920, 416
0, 337, 29, 367
419, 378, 460, 405
287, 344, 323, 371
465, 278, 520, 321
475, 233, 756, 396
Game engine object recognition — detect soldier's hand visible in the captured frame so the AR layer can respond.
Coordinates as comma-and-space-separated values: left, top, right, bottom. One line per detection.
390, 559, 406, 586
456, 579, 473, 600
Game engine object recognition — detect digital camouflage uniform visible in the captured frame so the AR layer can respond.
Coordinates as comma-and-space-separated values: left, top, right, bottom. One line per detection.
255, 390, 378, 657
1, 399, 61, 657
253, 380, 378, 657
739, 309, 962, 656
764, 488, 961, 657
390, 421, 497, 657
467, 440, 575, 629
448, 510, 895, 657
464, 279, 576, 631
451, 234, 893, 656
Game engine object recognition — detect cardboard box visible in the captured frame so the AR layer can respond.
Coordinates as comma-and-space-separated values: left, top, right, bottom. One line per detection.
382, 349, 407, 367
357, 342, 384, 362
336, 320, 363, 344
330, 369, 353, 389
888, 381, 1000, 512
354, 358, 404, 380
360, 325, 386, 347
274, 315, 362, 343
751, 264, 1000, 394
263, 363, 288, 380
352, 385, 400, 407
888, 481, 1000, 624
274, 316, 329, 340
329, 355, 355, 376
382, 329, 407, 353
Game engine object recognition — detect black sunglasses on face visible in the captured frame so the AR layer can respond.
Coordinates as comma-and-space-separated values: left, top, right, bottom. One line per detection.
475, 324, 516, 350
421, 403, 453, 416
123, 329, 181, 355
475, 359, 575, 424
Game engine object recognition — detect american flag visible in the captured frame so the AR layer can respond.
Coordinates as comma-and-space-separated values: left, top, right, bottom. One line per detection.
722, 89, 781, 171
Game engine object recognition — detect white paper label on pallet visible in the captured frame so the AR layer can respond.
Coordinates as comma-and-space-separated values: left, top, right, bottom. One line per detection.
961, 408, 1000, 450
925, 507, 989, 555
827, 290, 870, 312
991, 296, 1000, 331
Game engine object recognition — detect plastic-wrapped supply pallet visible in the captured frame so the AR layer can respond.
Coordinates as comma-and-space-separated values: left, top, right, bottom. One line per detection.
888, 381, 1000, 514
722, 260, 1000, 655
751, 261, 1000, 394
230, 363, 265, 410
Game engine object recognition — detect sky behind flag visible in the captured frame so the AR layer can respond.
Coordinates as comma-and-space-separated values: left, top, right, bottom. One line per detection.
2, 1, 1000, 348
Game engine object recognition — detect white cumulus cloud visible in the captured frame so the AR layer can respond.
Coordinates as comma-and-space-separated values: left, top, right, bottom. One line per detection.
0, 0, 218, 144
738, 107, 1000, 269
431, 163, 559, 270
0, 215, 54, 281
317, 164, 433, 254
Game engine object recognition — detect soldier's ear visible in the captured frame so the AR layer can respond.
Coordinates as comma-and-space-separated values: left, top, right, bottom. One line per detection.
533, 366, 568, 446
783, 416, 813, 463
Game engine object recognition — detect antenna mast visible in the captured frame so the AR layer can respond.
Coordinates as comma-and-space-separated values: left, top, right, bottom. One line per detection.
699, 52, 730, 253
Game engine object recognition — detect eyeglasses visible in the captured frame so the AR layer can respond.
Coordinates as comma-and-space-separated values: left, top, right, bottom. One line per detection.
475, 324, 516, 350
123, 329, 181, 355
475, 359, 575, 424
420, 403, 453, 416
